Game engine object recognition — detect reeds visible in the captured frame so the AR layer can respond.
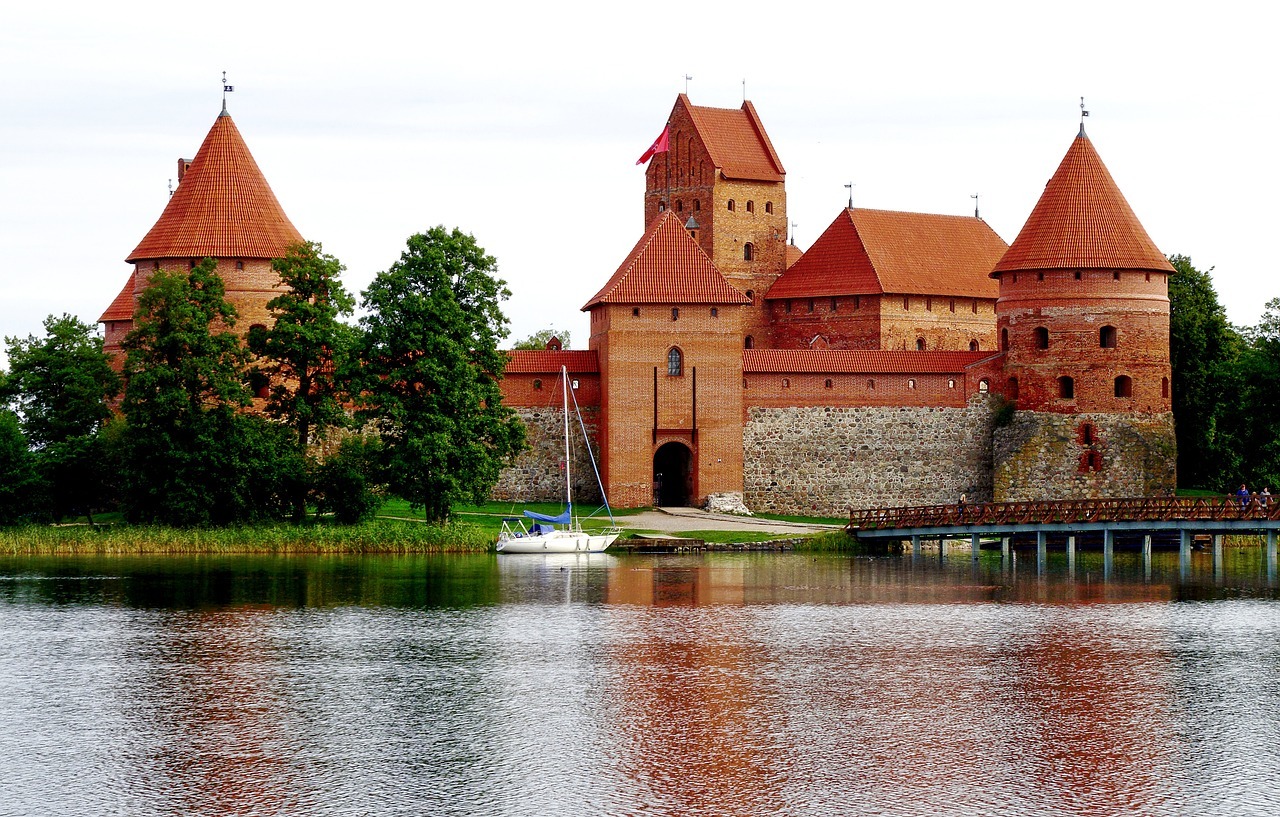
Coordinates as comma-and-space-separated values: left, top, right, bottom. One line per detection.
0, 519, 494, 556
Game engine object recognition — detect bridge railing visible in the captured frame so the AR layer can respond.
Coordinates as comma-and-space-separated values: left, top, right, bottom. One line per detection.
847, 495, 1280, 531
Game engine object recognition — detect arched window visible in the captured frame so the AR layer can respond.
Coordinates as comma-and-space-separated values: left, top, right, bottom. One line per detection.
235, 261, 245, 271
710, 307, 718, 318
1079, 422, 1095, 445
969, 339, 980, 352
671, 307, 679, 321
667, 347, 683, 377
1162, 377, 1170, 399
903, 296, 910, 311
727, 199, 735, 212
675, 200, 683, 212
1115, 375, 1132, 398
744, 243, 754, 261
808, 299, 815, 313
1007, 377, 1019, 400
1037, 271, 1044, 281
916, 338, 926, 351
1001, 328, 1010, 351
824, 379, 833, 389
694, 200, 701, 211
632, 307, 640, 316
1058, 376, 1075, 399
831, 298, 838, 312
746, 200, 754, 213
1034, 327, 1049, 349
658, 201, 666, 212
867, 379, 876, 390
947, 379, 956, 389
1100, 325, 1117, 348
745, 289, 754, 303
1074, 270, 1082, 280
908, 378, 917, 389
533, 379, 543, 391
765, 202, 773, 214
979, 379, 990, 393
782, 378, 791, 389
744, 336, 754, 349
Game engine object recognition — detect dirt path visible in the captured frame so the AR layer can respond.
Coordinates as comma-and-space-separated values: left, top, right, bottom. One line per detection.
614, 507, 842, 535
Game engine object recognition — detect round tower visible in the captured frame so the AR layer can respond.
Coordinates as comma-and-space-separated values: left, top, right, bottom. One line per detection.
991, 124, 1176, 500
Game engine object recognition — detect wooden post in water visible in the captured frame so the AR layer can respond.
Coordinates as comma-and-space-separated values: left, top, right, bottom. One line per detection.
1036, 530, 1047, 575
1180, 529, 1192, 580
1214, 534, 1224, 581
1104, 529, 1114, 581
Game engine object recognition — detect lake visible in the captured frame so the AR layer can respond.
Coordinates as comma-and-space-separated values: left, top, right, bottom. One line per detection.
1, 548, 1278, 816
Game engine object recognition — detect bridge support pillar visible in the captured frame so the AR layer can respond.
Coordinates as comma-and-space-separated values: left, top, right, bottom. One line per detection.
1143, 534, 1152, 581
1180, 529, 1192, 579
1036, 530, 1047, 575
911, 535, 921, 558
1104, 529, 1114, 581
1268, 530, 1277, 582
1214, 534, 1224, 580
971, 533, 980, 561
1001, 536, 1010, 561
1067, 535, 1076, 577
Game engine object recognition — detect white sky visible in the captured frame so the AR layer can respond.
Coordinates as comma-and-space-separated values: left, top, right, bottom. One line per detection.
3, 1, 1276, 370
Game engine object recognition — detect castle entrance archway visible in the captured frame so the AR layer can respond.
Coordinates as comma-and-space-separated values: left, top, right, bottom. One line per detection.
653, 442, 693, 507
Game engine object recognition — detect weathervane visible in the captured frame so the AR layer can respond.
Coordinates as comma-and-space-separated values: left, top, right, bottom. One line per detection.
684, 74, 692, 94
971, 193, 980, 219
1080, 96, 1089, 120
790, 220, 797, 245
844, 182, 854, 209
742, 78, 747, 102
222, 71, 234, 113
168, 178, 173, 198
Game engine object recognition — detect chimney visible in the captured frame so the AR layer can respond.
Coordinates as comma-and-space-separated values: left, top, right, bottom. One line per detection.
177, 158, 191, 182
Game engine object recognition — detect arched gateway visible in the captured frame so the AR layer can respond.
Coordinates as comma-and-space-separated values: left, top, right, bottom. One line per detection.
653, 442, 693, 507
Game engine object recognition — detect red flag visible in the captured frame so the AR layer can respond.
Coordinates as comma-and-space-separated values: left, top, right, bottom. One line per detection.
635, 125, 670, 165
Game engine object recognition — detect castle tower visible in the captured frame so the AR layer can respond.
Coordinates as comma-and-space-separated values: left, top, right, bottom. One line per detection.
991, 124, 1176, 500
584, 210, 752, 507
100, 104, 303, 362
641, 95, 787, 340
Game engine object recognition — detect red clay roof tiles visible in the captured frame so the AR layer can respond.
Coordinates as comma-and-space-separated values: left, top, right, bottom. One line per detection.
126, 111, 303, 263
681, 95, 785, 182
582, 210, 750, 308
98, 274, 135, 323
994, 129, 1173, 274
766, 208, 1006, 300
504, 350, 600, 374
745, 349, 990, 374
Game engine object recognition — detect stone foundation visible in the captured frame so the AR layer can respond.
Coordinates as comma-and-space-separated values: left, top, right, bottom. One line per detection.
491, 407, 604, 504
743, 397, 999, 516
993, 411, 1176, 501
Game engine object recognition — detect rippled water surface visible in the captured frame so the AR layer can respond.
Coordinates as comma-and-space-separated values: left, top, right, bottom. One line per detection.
1, 549, 1279, 816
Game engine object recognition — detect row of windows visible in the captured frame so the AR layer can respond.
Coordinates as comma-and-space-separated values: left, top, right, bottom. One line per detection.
749, 377, 961, 391
901, 296, 981, 314
155, 259, 247, 271
726, 199, 773, 214
664, 199, 777, 216
1006, 270, 1159, 284
1002, 325, 1119, 351
1005, 375, 1169, 400
778, 296, 984, 315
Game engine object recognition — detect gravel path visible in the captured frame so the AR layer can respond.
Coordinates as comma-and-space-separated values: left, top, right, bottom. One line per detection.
614, 507, 842, 535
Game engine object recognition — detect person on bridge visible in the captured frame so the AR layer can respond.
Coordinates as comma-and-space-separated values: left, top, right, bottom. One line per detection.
1263, 488, 1272, 509
958, 493, 967, 522
1237, 484, 1250, 510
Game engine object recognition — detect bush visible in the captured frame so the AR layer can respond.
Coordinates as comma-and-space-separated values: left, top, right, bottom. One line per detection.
315, 436, 384, 524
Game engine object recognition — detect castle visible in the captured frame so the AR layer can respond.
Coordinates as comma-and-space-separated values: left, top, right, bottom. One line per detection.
100, 94, 1177, 515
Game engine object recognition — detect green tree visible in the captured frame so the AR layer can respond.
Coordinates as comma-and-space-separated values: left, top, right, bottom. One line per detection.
512, 328, 571, 350
2, 314, 121, 522
249, 241, 357, 522
119, 260, 303, 525
355, 227, 525, 522
0, 410, 43, 525
1233, 297, 1280, 490
1167, 255, 1242, 489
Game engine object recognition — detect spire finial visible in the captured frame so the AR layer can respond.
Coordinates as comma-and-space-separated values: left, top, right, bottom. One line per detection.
1079, 96, 1089, 137
221, 71, 234, 115
742, 77, 746, 102
971, 193, 980, 219
844, 182, 854, 209
684, 74, 692, 95
790, 220, 797, 246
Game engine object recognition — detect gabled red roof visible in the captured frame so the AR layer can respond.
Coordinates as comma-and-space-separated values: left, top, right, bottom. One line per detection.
745, 349, 990, 374
98, 274, 135, 322
504, 350, 599, 374
126, 109, 303, 263
785, 243, 804, 269
680, 95, 785, 182
582, 210, 750, 309
766, 208, 1006, 299
993, 128, 1173, 274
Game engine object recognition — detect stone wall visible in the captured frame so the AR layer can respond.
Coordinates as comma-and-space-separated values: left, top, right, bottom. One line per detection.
743, 396, 1000, 516
491, 407, 604, 505
993, 411, 1176, 501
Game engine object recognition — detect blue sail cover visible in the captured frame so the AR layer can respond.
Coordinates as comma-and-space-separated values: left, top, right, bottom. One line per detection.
524, 504, 571, 525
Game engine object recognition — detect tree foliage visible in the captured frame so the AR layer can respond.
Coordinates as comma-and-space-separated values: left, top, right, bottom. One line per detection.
512, 328, 571, 350
2, 314, 121, 521
0, 410, 43, 525
355, 227, 525, 523
118, 260, 303, 526
248, 241, 357, 521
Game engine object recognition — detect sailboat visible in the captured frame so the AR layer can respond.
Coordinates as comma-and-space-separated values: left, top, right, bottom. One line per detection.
496, 366, 620, 553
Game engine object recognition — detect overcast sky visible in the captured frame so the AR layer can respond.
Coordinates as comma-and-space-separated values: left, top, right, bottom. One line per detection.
3, 1, 1275, 369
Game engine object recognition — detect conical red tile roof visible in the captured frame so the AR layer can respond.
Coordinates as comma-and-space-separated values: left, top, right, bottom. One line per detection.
126, 110, 302, 263
582, 210, 750, 308
993, 128, 1173, 274
98, 274, 135, 322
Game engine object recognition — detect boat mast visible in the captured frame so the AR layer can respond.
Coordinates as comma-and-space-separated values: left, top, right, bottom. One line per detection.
562, 366, 572, 513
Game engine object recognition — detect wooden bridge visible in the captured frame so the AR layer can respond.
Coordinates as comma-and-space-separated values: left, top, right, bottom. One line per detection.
847, 495, 1280, 576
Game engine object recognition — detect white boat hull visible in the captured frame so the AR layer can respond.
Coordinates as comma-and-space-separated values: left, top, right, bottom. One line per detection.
496, 529, 619, 553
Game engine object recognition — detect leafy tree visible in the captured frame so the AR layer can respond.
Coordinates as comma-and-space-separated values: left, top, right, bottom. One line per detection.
0, 410, 43, 525
249, 241, 357, 522
314, 436, 383, 524
1232, 298, 1280, 491
355, 227, 525, 523
2, 314, 121, 522
512, 328, 571, 350
1167, 255, 1242, 489
119, 260, 303, 525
